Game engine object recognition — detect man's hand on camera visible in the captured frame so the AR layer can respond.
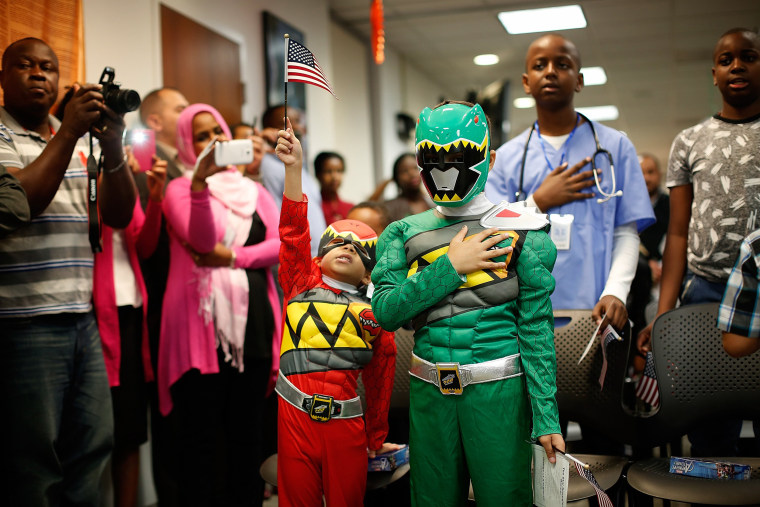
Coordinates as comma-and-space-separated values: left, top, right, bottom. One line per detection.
59, 83, 104, 140
92, 105, 125, 149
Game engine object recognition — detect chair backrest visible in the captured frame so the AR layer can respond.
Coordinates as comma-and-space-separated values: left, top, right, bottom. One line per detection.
650, 302, 760, 438
389, 327, 414, 409
357, 327, 414, 410
554, 310, 653, 447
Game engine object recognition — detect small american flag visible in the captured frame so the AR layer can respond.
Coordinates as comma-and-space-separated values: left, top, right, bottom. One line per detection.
574, 462, 614, 507
286, 38, 337, 98
598, 325, 622, 388
635, 351, 660, 408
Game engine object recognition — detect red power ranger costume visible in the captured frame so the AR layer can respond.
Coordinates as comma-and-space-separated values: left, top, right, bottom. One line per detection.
276, 195, 396, 506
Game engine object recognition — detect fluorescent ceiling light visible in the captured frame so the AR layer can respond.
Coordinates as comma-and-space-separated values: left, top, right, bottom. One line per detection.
581, 66, 607, 86
576, 105, 619, 122
474, 54, 499, 66
498, 5, 587, 34
513, 97, 536, 109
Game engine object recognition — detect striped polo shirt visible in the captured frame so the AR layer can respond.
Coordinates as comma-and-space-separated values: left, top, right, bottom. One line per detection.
0, 107, 95, 317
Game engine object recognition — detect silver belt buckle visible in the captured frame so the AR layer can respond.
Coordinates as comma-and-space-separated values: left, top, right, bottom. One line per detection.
435, 362, 463, 395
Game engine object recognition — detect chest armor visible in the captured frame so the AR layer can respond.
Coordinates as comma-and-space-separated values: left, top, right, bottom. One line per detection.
405, 215, 525, 328
280, 286, 381, 375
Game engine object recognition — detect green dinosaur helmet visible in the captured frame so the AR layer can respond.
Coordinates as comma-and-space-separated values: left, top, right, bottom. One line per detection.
415, 102, 490, 207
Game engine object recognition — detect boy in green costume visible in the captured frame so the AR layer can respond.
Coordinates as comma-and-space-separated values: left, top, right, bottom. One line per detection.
371, 101, 564, 506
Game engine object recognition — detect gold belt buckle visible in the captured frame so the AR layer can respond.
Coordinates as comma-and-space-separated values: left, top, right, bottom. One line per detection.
435, 362, 463, 395
309, 394, 334, 422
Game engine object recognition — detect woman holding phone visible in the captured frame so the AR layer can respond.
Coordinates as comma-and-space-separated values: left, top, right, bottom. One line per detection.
158, 103, 282, 506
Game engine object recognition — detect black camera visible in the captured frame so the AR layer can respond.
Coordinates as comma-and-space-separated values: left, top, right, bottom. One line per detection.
98, 67, 141, 115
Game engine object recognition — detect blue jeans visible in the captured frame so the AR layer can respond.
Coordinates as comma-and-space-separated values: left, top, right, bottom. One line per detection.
0, 312, 113, 506
680, 270, 743, 457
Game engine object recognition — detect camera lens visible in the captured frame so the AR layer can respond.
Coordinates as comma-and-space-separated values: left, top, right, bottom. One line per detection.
107, 88, 141, 114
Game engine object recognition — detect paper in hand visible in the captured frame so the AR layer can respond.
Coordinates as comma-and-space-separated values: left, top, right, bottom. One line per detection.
193, 135, 219, 175
532, 444, 569, 507
578, 317, 604, 364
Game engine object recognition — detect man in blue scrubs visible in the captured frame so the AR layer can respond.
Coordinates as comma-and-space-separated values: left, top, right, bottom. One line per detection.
486, 34, 654, 330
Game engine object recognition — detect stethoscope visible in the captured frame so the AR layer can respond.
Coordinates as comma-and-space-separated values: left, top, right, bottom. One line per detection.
516, 112, 623, 204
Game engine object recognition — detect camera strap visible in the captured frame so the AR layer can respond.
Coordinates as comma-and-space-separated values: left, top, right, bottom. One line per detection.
87, 133, 102, 253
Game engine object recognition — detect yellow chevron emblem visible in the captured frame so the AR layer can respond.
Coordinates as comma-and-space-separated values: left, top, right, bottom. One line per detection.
281, 301, 371, 355
405, 231, 518, 287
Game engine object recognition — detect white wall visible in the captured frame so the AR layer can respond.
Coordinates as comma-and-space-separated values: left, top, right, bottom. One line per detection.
369, 48, 455, 199
82, 0, 334, 163
329, 22, 373, 203
81, 0, 450, 195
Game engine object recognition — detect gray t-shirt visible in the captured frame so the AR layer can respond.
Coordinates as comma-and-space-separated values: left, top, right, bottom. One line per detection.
667, 114, 760, 282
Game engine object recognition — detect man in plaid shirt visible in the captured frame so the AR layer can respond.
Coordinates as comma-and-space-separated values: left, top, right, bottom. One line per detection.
718, 229, 760, 358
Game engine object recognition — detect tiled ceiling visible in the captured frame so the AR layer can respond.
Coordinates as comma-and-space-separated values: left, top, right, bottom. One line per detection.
329, 0, 760, 163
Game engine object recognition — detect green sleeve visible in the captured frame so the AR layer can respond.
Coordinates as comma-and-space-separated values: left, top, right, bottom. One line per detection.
371, 220, 463, 332
515, 229, 561, 439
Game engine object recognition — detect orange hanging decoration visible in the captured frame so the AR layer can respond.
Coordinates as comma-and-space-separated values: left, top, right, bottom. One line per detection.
370, 0, 385, 65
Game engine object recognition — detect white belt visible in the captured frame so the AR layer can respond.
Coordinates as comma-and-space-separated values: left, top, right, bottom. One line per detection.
409, 353, 523, 395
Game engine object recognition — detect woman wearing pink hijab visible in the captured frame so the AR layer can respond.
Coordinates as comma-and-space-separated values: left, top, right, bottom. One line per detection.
159, 103, 282, 505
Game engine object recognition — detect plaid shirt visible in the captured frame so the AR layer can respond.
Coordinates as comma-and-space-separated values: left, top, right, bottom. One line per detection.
718, 229, 760, 338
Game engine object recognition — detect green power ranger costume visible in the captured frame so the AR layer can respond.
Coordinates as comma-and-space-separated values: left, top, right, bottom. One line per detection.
371, 103, 561, 506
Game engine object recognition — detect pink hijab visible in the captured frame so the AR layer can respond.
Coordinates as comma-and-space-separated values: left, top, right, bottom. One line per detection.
175, 103, 233, 169
175, 103, 257, 371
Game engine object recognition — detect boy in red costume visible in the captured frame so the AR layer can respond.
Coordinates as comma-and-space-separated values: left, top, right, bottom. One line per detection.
275, 120, 398, 506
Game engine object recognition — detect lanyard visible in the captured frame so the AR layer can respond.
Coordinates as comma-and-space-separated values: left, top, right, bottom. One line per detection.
87, 133, 102, 253
534, 113, 580, 172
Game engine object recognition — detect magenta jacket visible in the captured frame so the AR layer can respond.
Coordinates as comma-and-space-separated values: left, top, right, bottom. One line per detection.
158, 175, 282, 415
93, 199, 162, 387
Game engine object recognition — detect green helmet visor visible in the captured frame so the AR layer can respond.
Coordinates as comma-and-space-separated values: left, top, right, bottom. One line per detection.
415, 103, 490, 207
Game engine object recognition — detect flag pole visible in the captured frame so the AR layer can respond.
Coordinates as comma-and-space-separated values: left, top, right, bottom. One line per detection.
554, 448, 590, 470
283, 34, 289, 131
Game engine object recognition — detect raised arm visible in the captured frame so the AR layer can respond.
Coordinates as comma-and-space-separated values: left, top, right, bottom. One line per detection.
5, 84, 106, 216
135, 158, 167, 259
275, 120, 320, 295
96, 104, 136, 229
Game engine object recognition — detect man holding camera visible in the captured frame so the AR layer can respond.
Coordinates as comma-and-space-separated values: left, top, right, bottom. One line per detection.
0, 37, 136, 506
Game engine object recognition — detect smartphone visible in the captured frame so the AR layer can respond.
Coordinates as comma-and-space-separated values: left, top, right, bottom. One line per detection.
215, 139, 254, 166
127, 128, 156, 172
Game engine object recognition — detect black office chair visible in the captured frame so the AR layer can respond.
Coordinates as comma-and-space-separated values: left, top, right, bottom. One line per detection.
552, 309, 637, 503
626, 303, 760, 505
468, 311, 634, 504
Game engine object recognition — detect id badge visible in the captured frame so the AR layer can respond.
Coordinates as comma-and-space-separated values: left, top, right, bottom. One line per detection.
549, 214, 574, 251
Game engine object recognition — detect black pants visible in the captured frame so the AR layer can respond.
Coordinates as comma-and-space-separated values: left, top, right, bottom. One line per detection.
171, 356, 271, 507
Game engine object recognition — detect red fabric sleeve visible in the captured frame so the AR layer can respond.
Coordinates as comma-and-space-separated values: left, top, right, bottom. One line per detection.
278, 194, 321, 297
362, 329, 396, 450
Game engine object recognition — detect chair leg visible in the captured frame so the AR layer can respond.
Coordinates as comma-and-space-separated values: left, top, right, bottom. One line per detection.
625, 483, 654, 507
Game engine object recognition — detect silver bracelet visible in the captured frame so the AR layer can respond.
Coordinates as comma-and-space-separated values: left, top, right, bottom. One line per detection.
104, 157, 128, 174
